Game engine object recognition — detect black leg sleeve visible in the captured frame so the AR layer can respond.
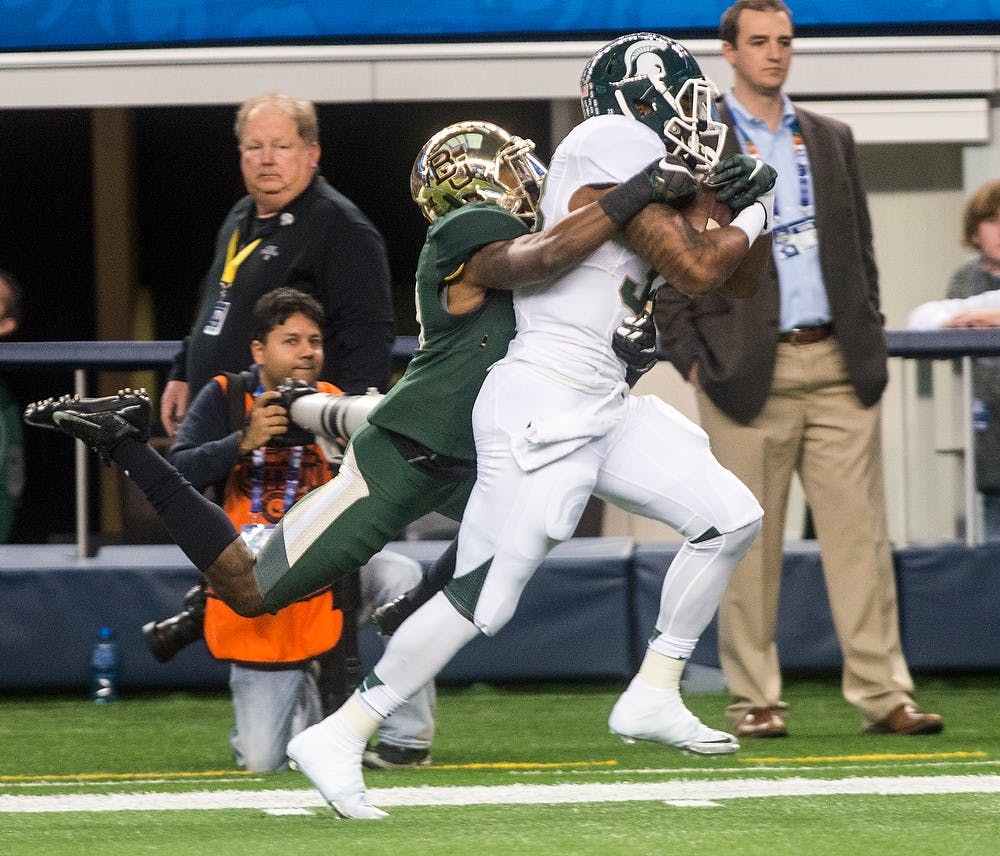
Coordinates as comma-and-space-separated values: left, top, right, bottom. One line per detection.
111, 437, 239, 572
404, 537, 458, 612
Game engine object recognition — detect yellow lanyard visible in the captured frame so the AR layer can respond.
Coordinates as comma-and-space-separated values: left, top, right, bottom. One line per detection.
220, 229, 262, 293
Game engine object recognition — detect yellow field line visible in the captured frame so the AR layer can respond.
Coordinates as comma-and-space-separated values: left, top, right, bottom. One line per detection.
1, 762, 619, 782
744, 750, 987, 764
0, 770, 254, 783
431, 760, 619, 771
2, 752, 985, 782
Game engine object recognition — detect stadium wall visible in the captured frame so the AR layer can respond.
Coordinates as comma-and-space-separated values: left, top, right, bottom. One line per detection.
1, 539, 996, 692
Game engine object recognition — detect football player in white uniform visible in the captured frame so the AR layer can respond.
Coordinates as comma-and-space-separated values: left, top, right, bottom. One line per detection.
287, 32, 777, 819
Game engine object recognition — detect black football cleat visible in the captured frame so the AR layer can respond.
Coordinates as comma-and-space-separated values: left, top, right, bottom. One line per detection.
24, 388, 150, 461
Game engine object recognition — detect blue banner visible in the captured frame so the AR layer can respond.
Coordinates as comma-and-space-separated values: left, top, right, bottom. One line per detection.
1, 1, 998, 51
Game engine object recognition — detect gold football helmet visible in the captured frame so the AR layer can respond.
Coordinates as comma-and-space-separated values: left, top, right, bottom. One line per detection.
411, 120, 546, 224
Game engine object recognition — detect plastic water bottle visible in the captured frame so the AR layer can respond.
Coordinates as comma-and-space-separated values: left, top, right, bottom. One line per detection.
973, 398, 989, 433
90, 626, 118, 704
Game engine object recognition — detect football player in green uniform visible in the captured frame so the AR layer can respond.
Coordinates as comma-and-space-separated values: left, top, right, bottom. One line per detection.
25, 120, 703, 619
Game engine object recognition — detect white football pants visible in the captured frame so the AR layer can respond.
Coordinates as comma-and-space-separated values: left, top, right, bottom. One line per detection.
369, 361, 763, 704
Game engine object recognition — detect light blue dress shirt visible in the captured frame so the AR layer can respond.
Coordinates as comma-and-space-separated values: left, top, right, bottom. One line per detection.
724, 93, 831, 332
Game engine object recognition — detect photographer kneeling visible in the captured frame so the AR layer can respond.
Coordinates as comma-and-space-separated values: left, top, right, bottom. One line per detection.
143, 288, 434, 771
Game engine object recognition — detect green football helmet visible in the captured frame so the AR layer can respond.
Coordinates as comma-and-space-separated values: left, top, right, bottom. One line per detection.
411, 120, 546, 224
580, 32, 727, 173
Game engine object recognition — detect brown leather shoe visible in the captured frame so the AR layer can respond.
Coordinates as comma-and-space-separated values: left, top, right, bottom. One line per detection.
864, 703, 944, 735
736, 707, 788, 738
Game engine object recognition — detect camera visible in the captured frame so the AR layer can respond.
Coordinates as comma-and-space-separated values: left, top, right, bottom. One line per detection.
276, 379, 384, 445
142, 385, 385, 664
141, 583, 207, 663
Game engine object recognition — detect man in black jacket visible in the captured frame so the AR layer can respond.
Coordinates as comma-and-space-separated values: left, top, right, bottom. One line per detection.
159, 93, 394, 436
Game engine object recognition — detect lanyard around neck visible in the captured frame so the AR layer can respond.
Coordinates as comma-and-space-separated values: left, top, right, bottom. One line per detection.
248, 383, 304, 520
249, 445, 304, 520
220, 229, 262, 293
729, 112, 813, 216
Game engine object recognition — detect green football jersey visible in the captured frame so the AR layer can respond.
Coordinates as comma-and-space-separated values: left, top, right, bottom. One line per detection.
369, 203, 528, 461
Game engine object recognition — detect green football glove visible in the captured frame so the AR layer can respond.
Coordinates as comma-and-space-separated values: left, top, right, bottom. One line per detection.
705, 155, 777, 210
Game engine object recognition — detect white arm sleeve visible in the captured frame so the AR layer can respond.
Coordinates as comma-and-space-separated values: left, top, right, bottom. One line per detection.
729, 202, 766, 246
906, 290, 1000, 329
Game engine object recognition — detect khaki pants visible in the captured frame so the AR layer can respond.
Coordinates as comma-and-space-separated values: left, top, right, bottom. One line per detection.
696, 337, 915, 726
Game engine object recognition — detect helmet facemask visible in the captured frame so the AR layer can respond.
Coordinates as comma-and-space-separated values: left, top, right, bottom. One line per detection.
659, 77, 727, 174
411, 121, 546, 225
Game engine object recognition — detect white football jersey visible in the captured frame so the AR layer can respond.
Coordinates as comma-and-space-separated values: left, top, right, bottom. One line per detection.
503, 114, 667, 388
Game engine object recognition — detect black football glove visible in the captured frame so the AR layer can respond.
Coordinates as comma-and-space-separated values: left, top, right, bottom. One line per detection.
599, 154, 697, 228
613, 310, 658, 388
704, 154, 777, 210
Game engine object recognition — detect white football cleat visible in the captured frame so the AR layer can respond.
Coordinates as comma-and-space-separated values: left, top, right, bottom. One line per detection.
608, 676, 739, 755
287, 718, 388, 820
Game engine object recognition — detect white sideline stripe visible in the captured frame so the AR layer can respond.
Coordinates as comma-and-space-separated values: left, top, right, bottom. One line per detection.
1, 775, 998, 813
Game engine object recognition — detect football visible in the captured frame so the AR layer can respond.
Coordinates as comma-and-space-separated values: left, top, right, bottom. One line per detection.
681, 182, 733, 232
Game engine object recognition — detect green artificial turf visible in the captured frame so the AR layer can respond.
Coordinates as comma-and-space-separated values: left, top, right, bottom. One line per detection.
2, 675, 997, 854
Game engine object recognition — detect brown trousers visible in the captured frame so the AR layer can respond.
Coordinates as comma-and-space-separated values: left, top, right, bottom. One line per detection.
695, 337, 915, 726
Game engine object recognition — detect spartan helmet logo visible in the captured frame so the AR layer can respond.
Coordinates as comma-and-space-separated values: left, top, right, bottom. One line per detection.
623, 41, 670, 81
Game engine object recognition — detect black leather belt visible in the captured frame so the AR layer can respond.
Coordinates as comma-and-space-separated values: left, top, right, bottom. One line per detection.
778, 323, 834, 345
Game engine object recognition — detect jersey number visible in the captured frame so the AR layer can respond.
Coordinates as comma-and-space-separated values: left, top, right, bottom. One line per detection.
618, 274, 655, 315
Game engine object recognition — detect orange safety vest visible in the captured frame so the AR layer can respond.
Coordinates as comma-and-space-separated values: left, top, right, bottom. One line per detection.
203, 376, 345, 665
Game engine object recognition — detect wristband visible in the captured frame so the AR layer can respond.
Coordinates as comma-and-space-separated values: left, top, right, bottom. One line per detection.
599, 172, 653, 228
729, 201, 765, 246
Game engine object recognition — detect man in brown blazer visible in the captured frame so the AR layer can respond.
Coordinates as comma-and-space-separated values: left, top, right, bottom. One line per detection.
655, 0, 942, 738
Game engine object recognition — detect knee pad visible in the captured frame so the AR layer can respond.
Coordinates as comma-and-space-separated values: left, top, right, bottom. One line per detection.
725, 517, 761, 558
544, 483, 591, 542
362, 549, 422, 596
470, 484, 588, 633
693, 518, 760, 563
240, 748, 287, 774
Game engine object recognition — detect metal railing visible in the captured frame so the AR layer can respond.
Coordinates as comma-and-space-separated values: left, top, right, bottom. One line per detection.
885, 329, 1000, 546
0, 339, 417, 556
3, 330, 1000, 554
